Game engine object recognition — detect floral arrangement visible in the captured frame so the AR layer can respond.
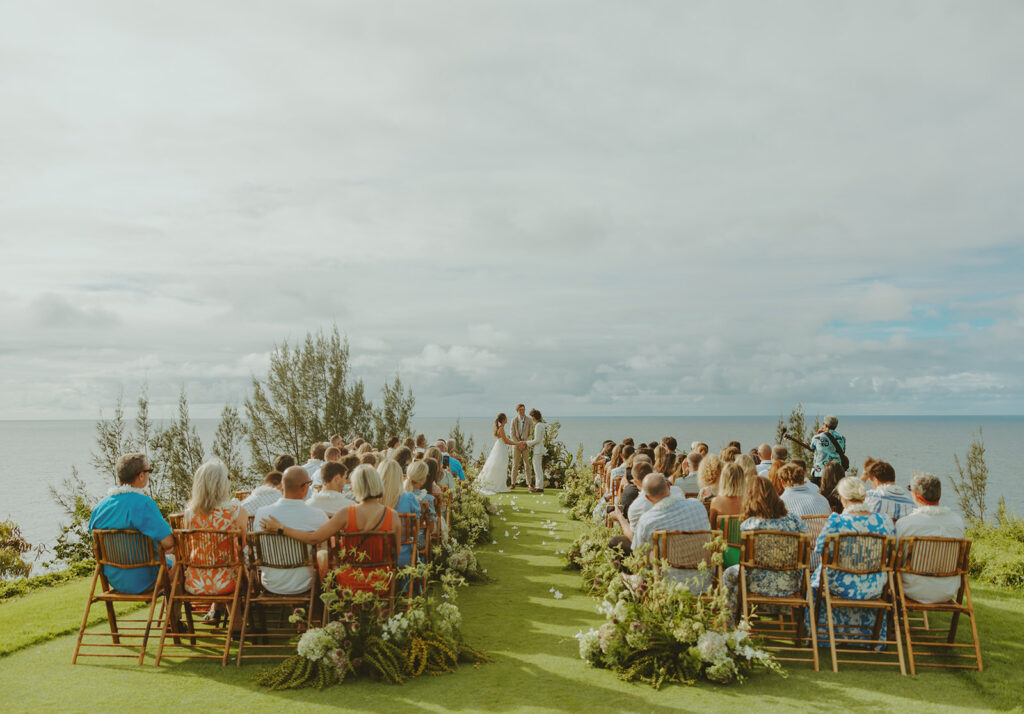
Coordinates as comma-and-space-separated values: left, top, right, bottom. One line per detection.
432, 536, 486, 582
559, 456, 599, 521
448, 484, 494, 546
574, 567, 785, 689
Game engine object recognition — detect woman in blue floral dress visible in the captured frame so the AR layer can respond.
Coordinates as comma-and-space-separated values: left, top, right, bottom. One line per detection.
811, 476, 895, 646
723, 478, 808, 623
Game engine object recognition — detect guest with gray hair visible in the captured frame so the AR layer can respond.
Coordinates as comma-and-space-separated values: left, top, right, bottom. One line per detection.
895, 472, 966, 604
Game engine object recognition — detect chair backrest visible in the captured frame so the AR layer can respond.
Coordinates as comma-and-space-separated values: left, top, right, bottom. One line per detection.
717, 515, 742, 548
234, 490, 251, 502
175, 529, 245, 569
93, 529, 162, 568
822, 532, 894, 574
247, 532, 314, 569
895, 537, 970, 578
801, 514, 830, 544
740, 530, 810, 571
168, 513, 185, 530
396, 513, 418, 549
332, 530, 398, 570
652, 530, 716, 569
683, 492, 699, 500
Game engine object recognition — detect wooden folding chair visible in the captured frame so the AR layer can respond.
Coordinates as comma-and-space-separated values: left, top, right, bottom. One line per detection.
651, 530, 718, 593
72, 529, 173, 665
738, 530, 818, 671
236, 532, 320, 665
167, 513, 184, 530
895, 537, 981, 675
156, 529, 246, 666
396, 512, 419, 598
234, 490, 252, 502
327, 528, 399, 616
801, 514, 830, 571
817, 533, 905, 674
717, 515, 742, 569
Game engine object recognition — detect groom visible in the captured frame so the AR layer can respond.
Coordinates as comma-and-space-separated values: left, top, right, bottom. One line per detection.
525, 408, 548, 493
508, 403, 533, 488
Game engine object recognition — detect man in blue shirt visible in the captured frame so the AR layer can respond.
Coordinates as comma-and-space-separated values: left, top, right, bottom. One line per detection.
445, 439, 466, 481
88, 453, 175, 594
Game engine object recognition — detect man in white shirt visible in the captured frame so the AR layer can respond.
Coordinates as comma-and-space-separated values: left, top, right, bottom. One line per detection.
755, 444, 773, 477
253, 467, 328, 595
895, 472, 966, 604
308, 462, 356, 516
673, 452, 703, 494
240, 471, 284, 515
302, 442, 327, 480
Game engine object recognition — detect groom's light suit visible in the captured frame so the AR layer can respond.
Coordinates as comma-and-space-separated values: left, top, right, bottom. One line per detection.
509, 415, 534, 486
525, 420, 548, 489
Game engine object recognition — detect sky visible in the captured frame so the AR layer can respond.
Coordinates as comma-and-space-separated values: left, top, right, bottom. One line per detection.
1, 1, 1023, 420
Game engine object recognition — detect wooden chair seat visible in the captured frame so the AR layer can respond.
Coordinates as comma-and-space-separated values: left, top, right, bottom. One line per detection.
72, 529, 173, 666
738, 529, 818, 671
156, 528, 246, 667
894, 536, 982, 674
817, 532, 905, 674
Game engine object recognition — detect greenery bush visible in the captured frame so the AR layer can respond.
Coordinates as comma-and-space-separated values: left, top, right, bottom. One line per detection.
968, 511, 1024, 591
0, 560, 95, 600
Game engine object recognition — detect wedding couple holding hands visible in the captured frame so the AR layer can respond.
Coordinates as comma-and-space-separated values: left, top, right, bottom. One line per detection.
476, 404, 547, 495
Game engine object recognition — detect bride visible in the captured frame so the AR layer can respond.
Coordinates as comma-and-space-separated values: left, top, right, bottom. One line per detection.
475, 412, 526, 495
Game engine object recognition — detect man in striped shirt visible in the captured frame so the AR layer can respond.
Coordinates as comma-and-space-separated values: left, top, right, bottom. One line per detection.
864, 459, 917, 521
778, 463, 831, 517
611, 474, 710, 552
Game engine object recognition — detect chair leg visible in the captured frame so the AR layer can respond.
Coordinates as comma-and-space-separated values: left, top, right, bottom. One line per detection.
236, 577, 255, 667
900, 590, 917, 676
964, 581, 983, 672
71, 568, 101, 664
820, 572, 839, 673
806, 571, 819, 672
138, 584, 163, 666
104, 601, 120, 645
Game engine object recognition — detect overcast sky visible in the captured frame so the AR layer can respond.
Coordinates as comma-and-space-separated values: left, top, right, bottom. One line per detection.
1, 1, 1023, 420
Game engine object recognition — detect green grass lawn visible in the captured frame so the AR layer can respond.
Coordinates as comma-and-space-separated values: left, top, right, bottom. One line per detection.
1, 492, 1022, 713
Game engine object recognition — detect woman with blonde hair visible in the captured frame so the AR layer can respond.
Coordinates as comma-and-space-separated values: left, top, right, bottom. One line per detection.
697, 453, 723, 500
709, 462, 746, 526
379, 459, 419, 567
735, 453, 759, 481
183, 459, 248, 621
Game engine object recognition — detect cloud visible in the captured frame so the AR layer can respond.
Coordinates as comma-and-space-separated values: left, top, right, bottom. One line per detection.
401, 344, 503, 379
28, 293, 121, 328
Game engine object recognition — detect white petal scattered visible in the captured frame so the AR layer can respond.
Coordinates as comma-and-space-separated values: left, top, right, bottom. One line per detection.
553, 590, 563, 599
492, 540, 497, 545
505, 530, 509, 537
498, 549, 504, 553
549, 587, 555, 593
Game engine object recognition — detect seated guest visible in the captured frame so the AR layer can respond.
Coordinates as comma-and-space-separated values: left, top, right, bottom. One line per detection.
779, 463, 832, 517
240, 471, 284, 515
611, 474, 711, 588
619, 461, 652, 521
445, 439, 466, 481
273, 454, 296, 473
252, 467, 327, 594
735, 454, 759, 483
674, 451, 702, 494
308, 462, 356, 515
895, 472, 966, 604
610, 446, 635, 482
183, 459, 248, 623
709, 462, 746, 526
392, 446, 413, 474
330, 434, 345, 449
654, 450, 677, 481
811, 477, 895, 645
312, 446, 343, 487
692, 442, 709, 457
380, 459, 420, 567
404, 460, 436, 547
426, 446, 454, 491
755, 444, 773, 476
301, 442, 328, 479
722, 478, 809, 623
864, 460, 917, 522
385, 436, 400, 458
263, 466, 401, 591
414, 433, 428, 456
88, 453, 174, 594
623, 462, 656, 530
719, 446, 740, 463
819, 462, 845, 513
402, 436, 415, 450
697, 453, 723, 500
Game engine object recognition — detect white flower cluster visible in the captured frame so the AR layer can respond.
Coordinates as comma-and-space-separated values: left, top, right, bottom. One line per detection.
574, 628, 601, 662
297, 626, 338, 662
380, 608, 427, 646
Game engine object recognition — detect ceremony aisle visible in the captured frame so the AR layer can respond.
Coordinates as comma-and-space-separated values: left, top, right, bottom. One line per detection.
0, 493, 1021, 711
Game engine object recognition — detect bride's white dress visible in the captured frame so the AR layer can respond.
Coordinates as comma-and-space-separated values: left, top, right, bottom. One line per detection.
475, 437, 510, 495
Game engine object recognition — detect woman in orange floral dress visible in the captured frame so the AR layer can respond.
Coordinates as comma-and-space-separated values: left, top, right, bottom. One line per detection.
183, 459, 248, 621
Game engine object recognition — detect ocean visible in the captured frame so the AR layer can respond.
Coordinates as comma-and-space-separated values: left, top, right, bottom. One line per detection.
2, 416, 1020, 567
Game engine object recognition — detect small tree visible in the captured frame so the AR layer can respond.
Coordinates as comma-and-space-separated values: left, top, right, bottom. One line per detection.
0, 519, 36, 579
951, 427, 988, 524
447, 418, 475, 463
48, 467, 99, 566
775, 403, 819, 464
90, 393, 135, 484
213, 404, 250, 490
371, 374, 415, 448
152, 389, 206, 508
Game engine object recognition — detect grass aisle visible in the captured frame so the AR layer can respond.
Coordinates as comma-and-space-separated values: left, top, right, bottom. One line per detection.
0, 492, 1022, 712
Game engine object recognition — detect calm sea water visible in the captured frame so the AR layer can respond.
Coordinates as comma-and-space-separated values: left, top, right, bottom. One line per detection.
1, 416, 1020, 567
